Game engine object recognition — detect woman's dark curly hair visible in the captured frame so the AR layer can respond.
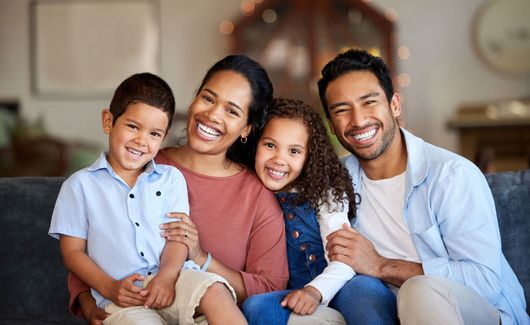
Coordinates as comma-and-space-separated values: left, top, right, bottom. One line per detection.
266, 97, 356, 219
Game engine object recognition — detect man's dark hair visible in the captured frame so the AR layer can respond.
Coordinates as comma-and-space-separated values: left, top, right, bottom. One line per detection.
317, 49, 394, 118
109, 72, 175, 129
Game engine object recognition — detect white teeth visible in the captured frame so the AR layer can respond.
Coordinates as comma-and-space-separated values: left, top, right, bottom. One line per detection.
127, 148, 142, 156
268, 168, 287, 177
354, 129, 376, 141
197, 122, 220, 137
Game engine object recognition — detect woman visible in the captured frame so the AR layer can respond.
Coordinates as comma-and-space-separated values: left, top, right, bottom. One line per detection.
70, 55, 288, 324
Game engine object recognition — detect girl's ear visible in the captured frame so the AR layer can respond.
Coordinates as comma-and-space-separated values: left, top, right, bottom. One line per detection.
101, 109, 113, 134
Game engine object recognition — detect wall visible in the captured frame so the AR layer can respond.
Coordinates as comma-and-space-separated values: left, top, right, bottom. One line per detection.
0, 0, 529, 152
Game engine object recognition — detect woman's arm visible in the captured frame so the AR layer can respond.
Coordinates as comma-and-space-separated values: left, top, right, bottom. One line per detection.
161, 213, 247, 303
162, 190, 288, 303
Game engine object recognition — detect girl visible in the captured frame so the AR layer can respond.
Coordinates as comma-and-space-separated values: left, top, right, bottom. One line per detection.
244, 98, 395, 325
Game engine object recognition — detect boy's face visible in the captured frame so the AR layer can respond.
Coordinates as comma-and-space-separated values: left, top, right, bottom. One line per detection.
102, 102, 169, 180
255, 117, 309, 192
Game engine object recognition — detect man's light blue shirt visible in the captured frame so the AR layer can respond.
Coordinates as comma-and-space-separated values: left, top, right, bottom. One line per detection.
49, 152, 190, 308
344, 128, 528, 324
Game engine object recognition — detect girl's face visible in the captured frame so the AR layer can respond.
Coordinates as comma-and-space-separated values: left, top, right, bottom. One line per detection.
255, 117, 309, 191
186, 70, 252, 158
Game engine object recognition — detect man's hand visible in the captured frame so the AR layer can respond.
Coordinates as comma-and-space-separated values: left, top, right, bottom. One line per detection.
280, 286, 322, 315
143, 271, 177, 309
107, 274, 146, 307
326, 223, 385, 277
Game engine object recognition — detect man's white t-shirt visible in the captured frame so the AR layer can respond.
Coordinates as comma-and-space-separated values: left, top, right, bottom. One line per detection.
356, 170, 420, 264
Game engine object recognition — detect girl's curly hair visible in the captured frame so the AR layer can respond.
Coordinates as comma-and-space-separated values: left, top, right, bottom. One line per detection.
267, 97, 357, 219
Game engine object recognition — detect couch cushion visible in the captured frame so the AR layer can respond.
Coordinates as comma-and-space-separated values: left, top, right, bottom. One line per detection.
0, 177, 82, 322
486, 169, 530, 314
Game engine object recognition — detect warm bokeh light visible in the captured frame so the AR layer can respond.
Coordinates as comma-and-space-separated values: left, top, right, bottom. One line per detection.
262, 9, 277, 23
397, 73, 411, 87
385, 8, 398, 22
219, 20, 235, 35
397, 46, 410, 60
240, 0, 255, 16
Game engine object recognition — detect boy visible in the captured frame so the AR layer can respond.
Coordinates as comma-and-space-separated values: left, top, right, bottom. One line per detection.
49, 73, 246, 324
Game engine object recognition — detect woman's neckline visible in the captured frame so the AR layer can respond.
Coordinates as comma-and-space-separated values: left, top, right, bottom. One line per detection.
160, 147, 246, 178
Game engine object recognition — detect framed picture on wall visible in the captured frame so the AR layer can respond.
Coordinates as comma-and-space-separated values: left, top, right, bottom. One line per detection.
30, 0, 160, 98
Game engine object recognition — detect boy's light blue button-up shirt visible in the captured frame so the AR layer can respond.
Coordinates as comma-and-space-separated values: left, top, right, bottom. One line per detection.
49, 152, 190, 308
344, 128, 528, 325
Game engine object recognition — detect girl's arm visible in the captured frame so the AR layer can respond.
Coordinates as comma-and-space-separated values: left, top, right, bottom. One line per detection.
297, 196, 355, 305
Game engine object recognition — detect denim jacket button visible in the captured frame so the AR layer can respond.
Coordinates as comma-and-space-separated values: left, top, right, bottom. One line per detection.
300, 244, 308, 251
292, 230, 300, 239
287, 213, 294, 220
308, 254, 316, 262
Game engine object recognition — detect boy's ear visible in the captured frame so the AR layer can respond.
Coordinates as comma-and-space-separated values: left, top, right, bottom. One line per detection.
101, 109, 113, 134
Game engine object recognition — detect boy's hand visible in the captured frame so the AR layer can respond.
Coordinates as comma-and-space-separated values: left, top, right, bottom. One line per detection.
144, 271, 178, 309
280, 286, 322, 315
108, 274, 146, 307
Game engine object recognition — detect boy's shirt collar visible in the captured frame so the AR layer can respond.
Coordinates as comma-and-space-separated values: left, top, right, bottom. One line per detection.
87, 151, 162, 176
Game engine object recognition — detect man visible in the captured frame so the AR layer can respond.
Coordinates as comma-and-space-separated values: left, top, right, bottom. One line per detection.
319, 49, 528, 324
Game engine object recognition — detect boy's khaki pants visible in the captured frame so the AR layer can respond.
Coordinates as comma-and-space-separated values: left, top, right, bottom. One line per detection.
103, 269, 235, 325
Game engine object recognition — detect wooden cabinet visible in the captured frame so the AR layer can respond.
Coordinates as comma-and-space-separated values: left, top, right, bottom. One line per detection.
448, 100, 530, 172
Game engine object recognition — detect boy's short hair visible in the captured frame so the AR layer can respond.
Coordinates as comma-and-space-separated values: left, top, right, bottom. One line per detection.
109, 72, 175, 129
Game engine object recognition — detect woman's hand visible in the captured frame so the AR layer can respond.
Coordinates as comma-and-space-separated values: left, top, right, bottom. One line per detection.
87, 306, 111, 325
161, 213, 207, 265
78, 291, 110, 325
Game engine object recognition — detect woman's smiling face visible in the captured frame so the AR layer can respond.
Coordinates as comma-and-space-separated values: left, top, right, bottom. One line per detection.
186, 70, 252, 157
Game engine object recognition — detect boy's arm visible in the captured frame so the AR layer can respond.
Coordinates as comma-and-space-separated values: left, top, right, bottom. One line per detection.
143, 241, 188, 308
60, 235, 146, 307
60, 235, 115, 297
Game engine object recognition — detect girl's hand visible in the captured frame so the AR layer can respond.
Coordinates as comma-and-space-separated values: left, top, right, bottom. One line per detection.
107, 274, 146, 307
281, 286, 321, 315
143, 272, 177, 309
161, 213, 207, 264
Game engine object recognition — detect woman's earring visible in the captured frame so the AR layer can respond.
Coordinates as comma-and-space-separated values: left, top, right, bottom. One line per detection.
240, 136, 248, 144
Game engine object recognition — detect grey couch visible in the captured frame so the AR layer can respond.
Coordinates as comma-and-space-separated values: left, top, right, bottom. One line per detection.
0, 171, 529, 324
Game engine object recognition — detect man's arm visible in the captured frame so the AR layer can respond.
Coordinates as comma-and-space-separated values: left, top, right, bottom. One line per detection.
327, 224, 423, 287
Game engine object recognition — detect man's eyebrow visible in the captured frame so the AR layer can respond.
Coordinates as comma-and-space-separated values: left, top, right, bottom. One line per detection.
203, 88, 244, 113
359, 92, 381, 100
329, 92, 382, 111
